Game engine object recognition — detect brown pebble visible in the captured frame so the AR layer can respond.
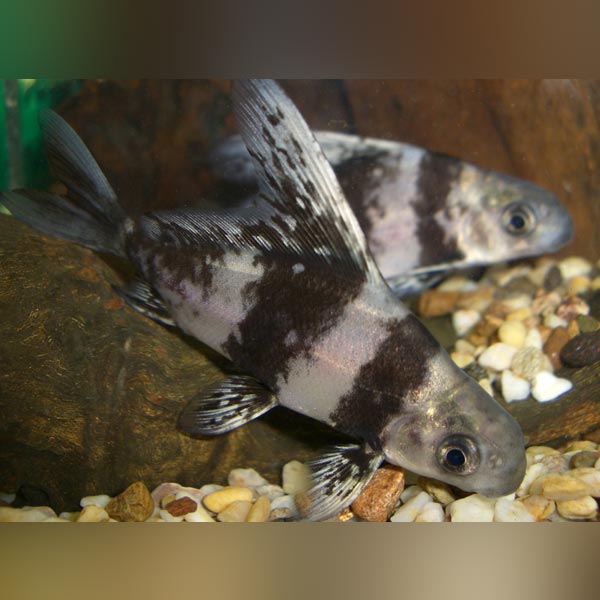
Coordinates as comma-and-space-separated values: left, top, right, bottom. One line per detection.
418, 290, 458, 318
105, 481, 155, 522
569, 451, 600, 469
543, 266, 562, 291
567, 319, 580, 339
538, 325, 552, 344
543, 326, 571, 370
351, 465, 405, 522
472, 313, 504, 339
560, 330, 600, 368
165, 496, 198, 517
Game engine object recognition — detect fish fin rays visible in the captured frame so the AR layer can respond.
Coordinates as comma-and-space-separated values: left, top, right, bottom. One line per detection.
113, 278, 175, 327
296, 444, 383, 521
231, 79, 381, 284
387, 270, 448, 297
178, 375, 278, 436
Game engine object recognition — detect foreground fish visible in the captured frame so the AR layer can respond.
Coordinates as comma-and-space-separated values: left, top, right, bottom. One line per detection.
1, 80, 526, 520
210, 130, 573, 295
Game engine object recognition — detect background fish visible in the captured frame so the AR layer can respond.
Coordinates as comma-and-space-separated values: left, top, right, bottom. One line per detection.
210, 130, 573, 295
1, 80, 526, 520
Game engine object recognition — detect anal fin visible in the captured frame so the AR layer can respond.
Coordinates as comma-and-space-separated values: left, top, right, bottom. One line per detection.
296, 444, 383, 521
113, 278, 175, 326
178, 374, 277, 436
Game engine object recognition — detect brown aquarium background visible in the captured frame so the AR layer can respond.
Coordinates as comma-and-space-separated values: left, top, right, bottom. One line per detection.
1, 79, 599, 512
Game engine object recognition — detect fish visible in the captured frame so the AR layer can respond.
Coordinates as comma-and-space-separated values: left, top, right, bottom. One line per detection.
210, 130, 574, 296
0, 79, 527, 520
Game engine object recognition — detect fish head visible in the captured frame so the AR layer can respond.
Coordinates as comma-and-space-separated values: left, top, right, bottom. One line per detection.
456, 166, 574, 264
381, 364, 526, 497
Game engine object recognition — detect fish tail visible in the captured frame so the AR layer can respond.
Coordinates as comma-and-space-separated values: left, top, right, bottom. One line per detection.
1, 110, 128, 257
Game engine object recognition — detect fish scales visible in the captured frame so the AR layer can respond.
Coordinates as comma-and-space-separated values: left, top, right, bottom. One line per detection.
1, 80, 528, 520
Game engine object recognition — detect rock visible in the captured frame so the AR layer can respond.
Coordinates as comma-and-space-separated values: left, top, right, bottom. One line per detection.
282, 460, 311, 495
531, 372, 573, 402
529, 473, 589, 500
416, 477, 456, 506
531, 291, 562, 316
203, 487, 253, 513
494, 498, 536, 522
255, 484, 285, 501
165, 496, 198, 517
451, 351, 475, 368
511, 347, 552, 381
80, 494, 112, 509
560, 330, 600, 367
568, 467, 600, 496
159, 509, 184, 522
519, 495, 555, 521
462, 361, 489, 382
524, 328, 544, 349
76, 505, 110, 522
478, 378, 493, 396
562, 440, 598, 452
517, 462, 549, 495
0, 506, 58, 522
452, 309, 481, 336
438, 276, 477, 293
456, 287, 494, 313
556, 296, 590, 320
400, 485, 425, 503
559, 256, 592, 280
183, 503, 215, 522
217, 500, 252, 522
576, 315, 599, 333
501, 370, 531, 403
542, 265, 562, 291
556, 496, 598, 520
246, 496, 271, 522
543, 313, 569, 330
447, 494, 495, 522
351, 465, 405, 522
105, 481, 154, 522
415, 502, 445, 522
567, 276, 591, 296
418, 290, 459, 318
478, 343, 518, 371
567, 319, 580, 339
151, 482, 184, 506
498, 320, 527, 349
570, 451, 600, 469
228, 468, 269, 488
269, 495, 299, 520
390, 491, 432, 522
506, 306, 534, 323
591, 277, 600, 291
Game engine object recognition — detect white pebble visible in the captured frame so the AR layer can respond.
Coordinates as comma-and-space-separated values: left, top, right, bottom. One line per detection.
400, 485, 424, 503
228, 468, 269, 488
452, 309, 481, 336
438, 276, 478, 292
282, 461, 311, 495
415, 501, 445, 522
524, 328, 544, 350
80, 494, 111, 509
451, 351, 475, 368
559, 256, 592, 280
498, 320, 527, 349
556, 496, 598, 520
501, 370, 531, 403
0, 506, 56, 522
184, 503, 215, 522
494, 498, 536, 522
501, 294, 532, 311
511, 346, 552, 381
455, 339, 476, 354
270, 494, 299, 520
478, 378, 493, 396
159, 509, 185, 522
568, 468, 600, 497
517, 462, 548, 497
595, 457, 600, 470
76, 505, 110, 522
390, 491, 432, 522
447, 494, 496, 522
478, 343, 518, 371
543, 313, 568, 329
531, 372, 573, 402
255, 484, 285, 501
199, 484, 224, 495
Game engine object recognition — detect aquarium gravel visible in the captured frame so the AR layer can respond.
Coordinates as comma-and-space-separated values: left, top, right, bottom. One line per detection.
0, 440, 598, 522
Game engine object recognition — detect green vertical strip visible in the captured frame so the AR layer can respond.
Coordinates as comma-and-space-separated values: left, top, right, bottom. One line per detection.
0, 80, 7, 192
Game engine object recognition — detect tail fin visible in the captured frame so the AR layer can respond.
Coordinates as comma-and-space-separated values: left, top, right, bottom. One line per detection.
0, 109, 127, 257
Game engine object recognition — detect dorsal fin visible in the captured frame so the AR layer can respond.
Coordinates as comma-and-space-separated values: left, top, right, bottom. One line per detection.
231, 79, 381, 283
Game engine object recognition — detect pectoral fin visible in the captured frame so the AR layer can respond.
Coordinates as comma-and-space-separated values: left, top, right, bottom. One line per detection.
296, 444, 383, 521
178, 374, 277, 436
113, 278, 175, 327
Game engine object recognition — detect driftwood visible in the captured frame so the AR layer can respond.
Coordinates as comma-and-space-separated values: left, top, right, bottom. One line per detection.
0, 217, 342, 512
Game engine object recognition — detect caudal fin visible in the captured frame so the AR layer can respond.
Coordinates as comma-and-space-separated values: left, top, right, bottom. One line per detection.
0, 109, 127, 257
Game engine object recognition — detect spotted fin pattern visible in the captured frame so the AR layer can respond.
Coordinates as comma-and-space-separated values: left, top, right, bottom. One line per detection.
297, 444, 383, 521
178, 374, 277, 436
113, 278, 175, 326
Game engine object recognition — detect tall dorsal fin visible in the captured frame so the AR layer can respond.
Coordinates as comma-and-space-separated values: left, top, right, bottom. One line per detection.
231, 79, 381, 284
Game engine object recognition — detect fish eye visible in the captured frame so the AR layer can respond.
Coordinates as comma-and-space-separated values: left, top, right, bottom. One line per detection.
437, 435, 479, 474
502, 203, 536, 236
